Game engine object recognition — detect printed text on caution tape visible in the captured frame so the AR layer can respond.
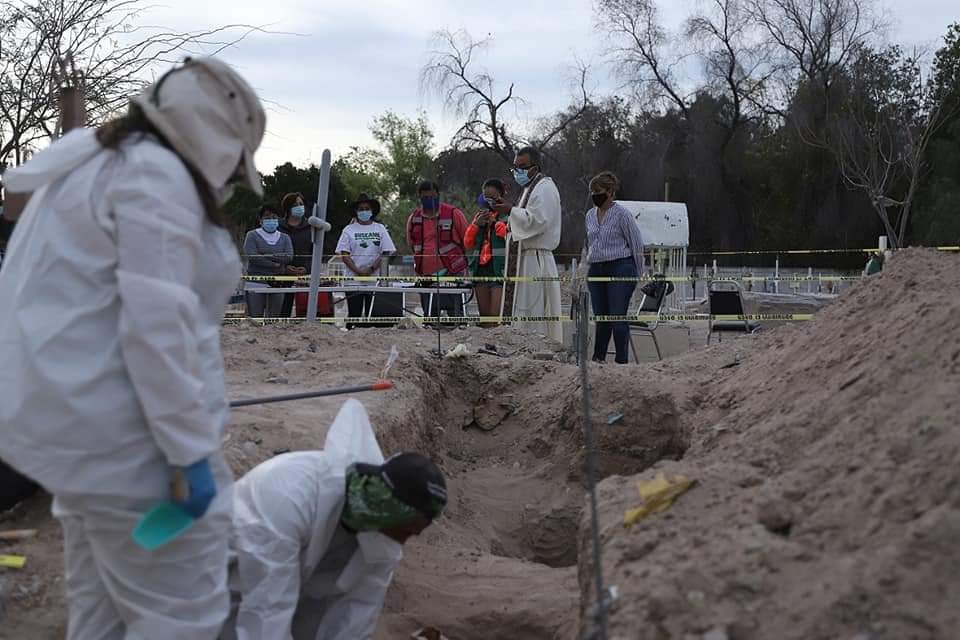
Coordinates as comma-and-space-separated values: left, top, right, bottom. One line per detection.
224, 313, 814, 325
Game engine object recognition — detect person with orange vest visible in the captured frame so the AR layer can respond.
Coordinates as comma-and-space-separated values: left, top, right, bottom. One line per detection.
405, 180, 469, 320
464, 178, 510, 327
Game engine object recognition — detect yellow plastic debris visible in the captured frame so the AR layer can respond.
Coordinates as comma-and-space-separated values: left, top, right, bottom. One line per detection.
623, 471, 696, 526
0, 554, 27, 569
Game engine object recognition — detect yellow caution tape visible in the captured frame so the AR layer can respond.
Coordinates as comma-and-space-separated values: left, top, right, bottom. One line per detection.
624, 472, 696, 526
689, 245, 960, 256
242, 274, 863, 284
224, 313, 814, 325
0, 554, 27, 569
242, 246, 960, 259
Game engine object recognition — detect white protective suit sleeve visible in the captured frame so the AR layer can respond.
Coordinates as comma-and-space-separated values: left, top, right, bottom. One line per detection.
110, 145, 218, 466
509, 179, 562, 242
232, 456, 339, 640
312, 565, 395, 640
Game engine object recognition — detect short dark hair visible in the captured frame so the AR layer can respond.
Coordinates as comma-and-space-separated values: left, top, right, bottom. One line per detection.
281, 192, 304, 215
515, 146, 541, 166
482, 178, 506, 196
417, 180, 440, 195
259, 203, 280, 218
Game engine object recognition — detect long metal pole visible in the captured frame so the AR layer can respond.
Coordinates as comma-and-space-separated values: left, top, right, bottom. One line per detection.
230, 381, 393, 408
579, 292, 608, 640
307, 150, 332, 322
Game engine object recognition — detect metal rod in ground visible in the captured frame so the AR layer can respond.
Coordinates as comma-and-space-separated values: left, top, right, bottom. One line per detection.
230, 381, 393, 408
579, 293, 608, 640
436, 273, 442, 359
307, 149, 332, 323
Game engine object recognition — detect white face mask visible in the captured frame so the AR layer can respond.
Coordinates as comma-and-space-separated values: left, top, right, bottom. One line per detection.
356, 531, 403, 566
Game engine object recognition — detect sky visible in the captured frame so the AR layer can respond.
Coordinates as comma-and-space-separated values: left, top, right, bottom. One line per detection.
136, 0, 959, 174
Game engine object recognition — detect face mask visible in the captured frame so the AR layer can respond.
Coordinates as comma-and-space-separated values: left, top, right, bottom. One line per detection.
357, 210, 373, 223
513, 168, 532, 187
290, 205, 306, 218
261, 219, 279, 233
356, 531, 404, 566
420, 196, 439, 211
591, 192, 608, 208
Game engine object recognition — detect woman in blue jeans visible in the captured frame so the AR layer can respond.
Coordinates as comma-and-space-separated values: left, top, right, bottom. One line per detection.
585, 171, 645, 363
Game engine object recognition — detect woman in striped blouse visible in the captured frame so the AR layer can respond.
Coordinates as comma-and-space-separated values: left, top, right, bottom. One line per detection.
585, 171, 645, 364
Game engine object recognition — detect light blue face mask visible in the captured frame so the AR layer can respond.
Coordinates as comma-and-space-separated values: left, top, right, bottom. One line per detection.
261, 219, 279, 233
513, 168, 532, 187
357, 210, 374, 223
290, 205, 306, 218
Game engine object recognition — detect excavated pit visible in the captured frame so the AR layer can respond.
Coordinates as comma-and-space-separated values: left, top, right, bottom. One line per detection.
0, 324, 693, 640
373, 351, 693, 639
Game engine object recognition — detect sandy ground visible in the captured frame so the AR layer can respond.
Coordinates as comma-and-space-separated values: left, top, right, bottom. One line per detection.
578, 248, 960, 640
1, 249, 956, 639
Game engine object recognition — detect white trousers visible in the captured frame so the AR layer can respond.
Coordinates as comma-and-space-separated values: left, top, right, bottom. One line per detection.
513, 248, 563, 343
52, 456, 233, 640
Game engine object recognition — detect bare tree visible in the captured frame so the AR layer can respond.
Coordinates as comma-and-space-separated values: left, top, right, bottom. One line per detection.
420, 28, 590, 164
0, 0, 264, 168
596, 0, 693, 117
686, 0, 775, 137
819, 46, 958, 248
748, 0, 885, 113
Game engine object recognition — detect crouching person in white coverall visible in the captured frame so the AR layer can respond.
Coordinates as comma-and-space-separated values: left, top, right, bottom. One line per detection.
221, 399, 447, 640
0, 57, 265, 640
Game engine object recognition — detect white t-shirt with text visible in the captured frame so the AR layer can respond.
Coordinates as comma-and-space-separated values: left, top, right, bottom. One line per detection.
335, 222, 397, 282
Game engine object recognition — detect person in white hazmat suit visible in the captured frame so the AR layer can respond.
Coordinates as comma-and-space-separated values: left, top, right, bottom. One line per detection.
0, 57, 265, 640
221, 399, 447, 640
492, 146, 564, 343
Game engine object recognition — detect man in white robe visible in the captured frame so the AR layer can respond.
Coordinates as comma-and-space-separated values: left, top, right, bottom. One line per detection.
493, 146, 564, 342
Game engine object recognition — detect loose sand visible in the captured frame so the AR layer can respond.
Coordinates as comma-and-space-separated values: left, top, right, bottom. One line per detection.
1, 248, 956, 640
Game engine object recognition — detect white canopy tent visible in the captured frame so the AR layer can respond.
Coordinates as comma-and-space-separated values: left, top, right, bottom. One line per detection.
616, 201, 690, 310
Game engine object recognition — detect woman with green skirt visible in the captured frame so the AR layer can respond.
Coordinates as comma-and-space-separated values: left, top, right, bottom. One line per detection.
465, 178, 510, 327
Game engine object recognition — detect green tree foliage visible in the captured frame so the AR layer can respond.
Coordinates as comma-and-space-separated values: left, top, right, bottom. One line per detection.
224, 111, 437, 255
222, 21, 960, 266
223, 162, 352, 255
369, 111, 435, 200
346, 111, 437, 250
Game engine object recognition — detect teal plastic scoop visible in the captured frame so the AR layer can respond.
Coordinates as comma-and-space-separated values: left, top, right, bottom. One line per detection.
132, 502, 195, 551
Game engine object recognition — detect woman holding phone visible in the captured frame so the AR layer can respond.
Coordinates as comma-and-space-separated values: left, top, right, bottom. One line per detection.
464, 178, 510, 326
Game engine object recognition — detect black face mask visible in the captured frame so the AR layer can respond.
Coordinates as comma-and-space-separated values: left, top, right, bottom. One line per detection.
591, 192, 608, 207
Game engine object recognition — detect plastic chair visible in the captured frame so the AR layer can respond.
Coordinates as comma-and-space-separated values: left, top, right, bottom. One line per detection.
626, 277, 674, 362
707, 281, 756, 344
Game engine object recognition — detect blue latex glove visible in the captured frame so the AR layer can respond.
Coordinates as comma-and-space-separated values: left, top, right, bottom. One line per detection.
171, 458, 217, 518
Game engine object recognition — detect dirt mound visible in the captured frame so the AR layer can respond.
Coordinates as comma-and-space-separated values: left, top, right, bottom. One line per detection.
581, 249, 960, 640
4, 249, 956, 640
